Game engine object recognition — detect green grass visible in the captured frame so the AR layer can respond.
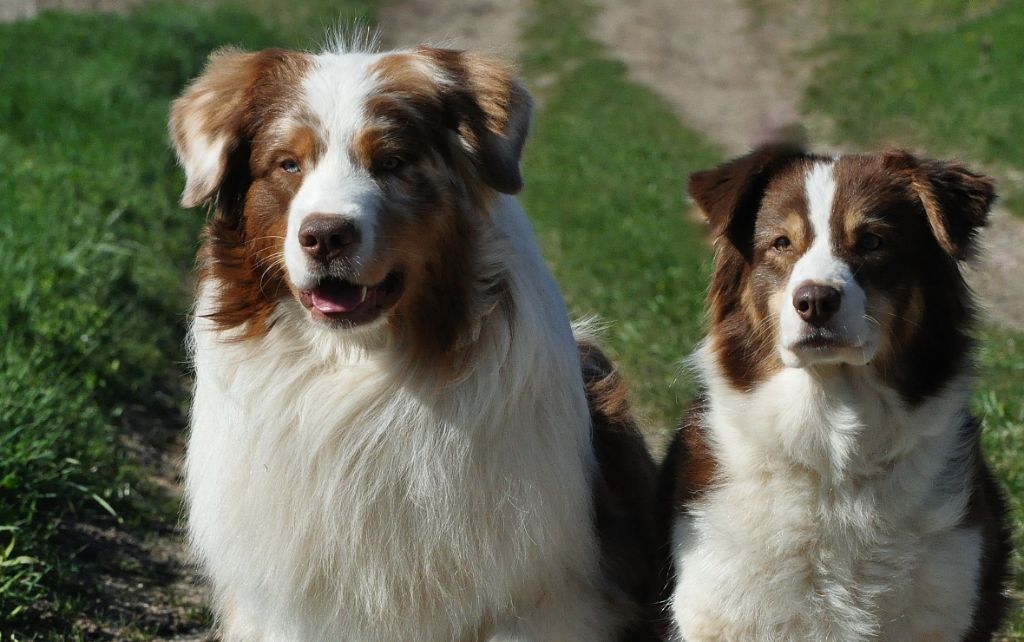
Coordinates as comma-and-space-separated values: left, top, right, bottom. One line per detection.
520, 0, 720, 434
806, 0, 1024, 211
976, 329, 1024, 634
0, 1, 372, 633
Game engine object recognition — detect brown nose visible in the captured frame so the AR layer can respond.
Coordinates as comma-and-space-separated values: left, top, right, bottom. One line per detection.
793, 283, 841, 326
298, 214, 360, 262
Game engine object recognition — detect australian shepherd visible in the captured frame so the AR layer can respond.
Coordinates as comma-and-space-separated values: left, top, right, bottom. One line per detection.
170, 43, 658, 641
659, 144, 1012, 641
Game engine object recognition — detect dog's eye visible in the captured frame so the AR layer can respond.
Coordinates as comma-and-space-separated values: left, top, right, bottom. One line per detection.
281, 159, 301, 174
772, 236, 792, 251
857, 233, 883, 252
378, 156, 403, 172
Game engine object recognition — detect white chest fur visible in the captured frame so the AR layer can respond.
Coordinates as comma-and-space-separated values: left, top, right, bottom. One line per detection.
186, 204, 601, 642
670, 351, 983, 642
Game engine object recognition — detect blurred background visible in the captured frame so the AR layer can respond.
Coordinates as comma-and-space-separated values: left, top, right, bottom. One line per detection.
1, 0, 1021, 638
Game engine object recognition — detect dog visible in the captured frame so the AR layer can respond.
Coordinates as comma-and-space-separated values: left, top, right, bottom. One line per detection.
170, 41, 659, 641
658, 144, 1012, 641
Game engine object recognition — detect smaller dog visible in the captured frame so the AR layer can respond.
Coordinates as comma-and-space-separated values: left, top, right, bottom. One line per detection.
660, 144, 1012, 641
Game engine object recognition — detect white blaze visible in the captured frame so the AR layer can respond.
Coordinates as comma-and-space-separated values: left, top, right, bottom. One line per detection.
779, 160, 877, 367
284, 52, 385, 290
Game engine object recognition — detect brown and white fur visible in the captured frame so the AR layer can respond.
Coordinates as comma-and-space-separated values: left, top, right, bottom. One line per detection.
658, 144, 1012, 641
170, 42, 659, 641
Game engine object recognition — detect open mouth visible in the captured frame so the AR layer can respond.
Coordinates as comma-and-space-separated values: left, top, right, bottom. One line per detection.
299, 272, 404, 327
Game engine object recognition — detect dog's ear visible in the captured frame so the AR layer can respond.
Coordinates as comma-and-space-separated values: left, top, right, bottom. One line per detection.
169, 48, 256, 208
170, 48, 306, 208
418, 47, 533, 195
883, 150, 995, 260
688, 142, 806, 259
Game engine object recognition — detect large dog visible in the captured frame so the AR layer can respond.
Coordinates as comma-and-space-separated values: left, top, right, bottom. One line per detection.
170, 43, 658, 641
659, 145, 1012, 641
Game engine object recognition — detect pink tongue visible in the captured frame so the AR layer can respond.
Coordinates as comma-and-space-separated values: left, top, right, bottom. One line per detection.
310, 284, 367, 313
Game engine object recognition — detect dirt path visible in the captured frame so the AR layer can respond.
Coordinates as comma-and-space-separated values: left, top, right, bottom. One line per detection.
377, 0, 525, 55
592, 0, 825, 156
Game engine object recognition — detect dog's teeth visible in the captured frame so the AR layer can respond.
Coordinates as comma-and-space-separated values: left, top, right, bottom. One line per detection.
360, 286, 368, 302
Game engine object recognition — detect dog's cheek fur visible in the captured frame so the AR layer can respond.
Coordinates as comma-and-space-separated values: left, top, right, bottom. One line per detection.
198, 130, 323, 339
708, 245, 788, 391
358, 53, 517, 369
830, 154, 981, 404
185, 51, 315, 340
378, 165, 482, 368
197, 180, 292, 340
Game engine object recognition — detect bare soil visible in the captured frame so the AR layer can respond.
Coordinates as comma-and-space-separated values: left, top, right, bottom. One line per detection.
377, 0, 524, 55
592, 0, 826, 156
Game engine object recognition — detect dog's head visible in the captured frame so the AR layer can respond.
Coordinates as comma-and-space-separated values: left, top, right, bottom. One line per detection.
690, 144, 994, 401
171, 45, 531, 351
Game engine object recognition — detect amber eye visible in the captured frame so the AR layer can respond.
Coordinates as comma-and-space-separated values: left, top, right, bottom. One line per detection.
281, 159, 301, 174
857, 233, 883, 252
772, 236, 792, 251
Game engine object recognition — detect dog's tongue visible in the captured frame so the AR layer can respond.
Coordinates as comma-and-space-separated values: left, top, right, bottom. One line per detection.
310, 281, 368, 314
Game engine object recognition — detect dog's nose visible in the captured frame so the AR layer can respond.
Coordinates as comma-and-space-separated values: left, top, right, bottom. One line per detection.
298, 214, 360, 262
793, 282, 842, 326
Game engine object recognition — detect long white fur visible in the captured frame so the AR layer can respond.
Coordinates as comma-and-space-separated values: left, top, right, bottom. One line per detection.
186, 49, 614, 641
669, 161, 983, 641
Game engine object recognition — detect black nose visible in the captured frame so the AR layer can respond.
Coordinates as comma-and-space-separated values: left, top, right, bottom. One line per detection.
298, 214, 360, 262
793, 283, 842, 326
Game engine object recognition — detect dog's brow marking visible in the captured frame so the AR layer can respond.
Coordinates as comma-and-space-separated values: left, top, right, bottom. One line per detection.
804, 160, 836, 242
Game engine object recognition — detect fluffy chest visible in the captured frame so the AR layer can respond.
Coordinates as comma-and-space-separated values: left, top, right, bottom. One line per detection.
185, 319, 595, 640
670, 365, 981, 641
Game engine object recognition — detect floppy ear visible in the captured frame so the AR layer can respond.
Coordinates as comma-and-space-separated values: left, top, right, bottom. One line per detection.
170, 48, 307, 208
688, 142, 805, 259
418, 47, 533, 194
169, 48, 258, 208
884, 150, 995, 260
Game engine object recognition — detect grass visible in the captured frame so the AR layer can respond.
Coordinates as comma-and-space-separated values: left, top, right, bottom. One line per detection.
806, 0, 1024, 211
520, 0, 720, 435
975, 329, 1024, 634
